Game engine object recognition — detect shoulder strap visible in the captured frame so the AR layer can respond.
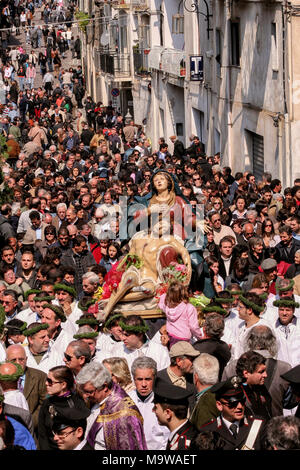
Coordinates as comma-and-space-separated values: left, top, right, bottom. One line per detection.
242, 419, 263, 450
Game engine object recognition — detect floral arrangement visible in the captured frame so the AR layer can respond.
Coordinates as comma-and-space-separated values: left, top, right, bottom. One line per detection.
93, 286, 104, 301
117, 254, 143, 272
189, 294, 211, 308
161, 262, 188, 283
155, 282, 169, 300
102, 264, 124, 300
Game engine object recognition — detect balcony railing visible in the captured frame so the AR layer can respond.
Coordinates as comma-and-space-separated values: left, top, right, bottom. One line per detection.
96, 0, 149, 7
148, 47, 186, 78
133, 50, 150, 76
95, 51, 131, 78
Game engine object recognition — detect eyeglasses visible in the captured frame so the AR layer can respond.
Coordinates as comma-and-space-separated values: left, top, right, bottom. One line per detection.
46, 377, 63, 386
82, 387, 97, 396
220, 397, 246, 409
193, 177, 200, 181
52, 428, 75, 439
64, 353, 75, 362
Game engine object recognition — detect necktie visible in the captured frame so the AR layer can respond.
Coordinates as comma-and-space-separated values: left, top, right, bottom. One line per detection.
18, 377, 24, 393
230, 423, 238, 439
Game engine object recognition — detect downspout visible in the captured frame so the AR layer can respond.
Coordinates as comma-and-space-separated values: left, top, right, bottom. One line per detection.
282, 1, 291, 186
225, 0, 233, 168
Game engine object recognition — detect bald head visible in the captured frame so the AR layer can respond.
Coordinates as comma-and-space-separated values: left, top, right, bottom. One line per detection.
243, 223, 254, 238
6, 344, 27, 371
0, 362, 19, 377
95, 207, 105, 219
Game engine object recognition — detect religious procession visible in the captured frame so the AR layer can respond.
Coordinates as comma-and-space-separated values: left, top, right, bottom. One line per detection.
0, 0, 299, 453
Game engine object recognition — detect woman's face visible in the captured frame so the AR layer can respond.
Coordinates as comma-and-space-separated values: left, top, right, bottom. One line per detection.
210, 262, 219, 275
46, 232, 55, 242
264, 221, 273, 233
236, 198, 245, 211
213, 199, 222, 210
108, 245, 118, 259
3, 269, 16, 284
45, 371, 67, 396
233, 223, 242, 235
182, 187, 191, 197
153, 173, 169, 192
207, 231, 214, 243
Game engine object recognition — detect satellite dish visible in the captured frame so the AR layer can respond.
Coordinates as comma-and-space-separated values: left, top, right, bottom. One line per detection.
100, 31, 109, 46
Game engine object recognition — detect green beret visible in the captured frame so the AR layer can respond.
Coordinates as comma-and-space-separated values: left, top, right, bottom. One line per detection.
119, 318, 149, 334
53, 283, 77, 298
0, 361, 24, 381
214, 296, 234, 304
276, 280, 295, 293
78, 298, 97, 312
24, 289, 41, 300
73, 331, 99, 340
273, 299, 300, 309
238, 295, 265, 314
23, 323, 49, 337
76, 316, 99, 327
34, 295, 55, 302
202, 305, 228, 316
104, 313, 124, 330
0, 305, 6, 334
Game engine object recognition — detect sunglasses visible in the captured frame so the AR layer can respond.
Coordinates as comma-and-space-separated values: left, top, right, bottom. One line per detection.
220, 397, 246, 409
46, 377, 63, 386
64, 353, 74, 362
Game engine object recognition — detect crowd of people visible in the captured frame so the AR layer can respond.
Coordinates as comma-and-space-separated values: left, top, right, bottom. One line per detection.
0, 0, 299, 453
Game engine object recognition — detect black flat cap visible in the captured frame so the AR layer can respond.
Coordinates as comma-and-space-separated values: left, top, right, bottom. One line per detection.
210, 376, 245, 402
153, 377, 193, 406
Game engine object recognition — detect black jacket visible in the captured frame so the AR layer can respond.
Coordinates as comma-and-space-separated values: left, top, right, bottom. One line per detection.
193, 338, 231, 380
275, 238, 300, 264
198, 414, 267, 450
38, 392, 89, 450
166, 420, 198, 450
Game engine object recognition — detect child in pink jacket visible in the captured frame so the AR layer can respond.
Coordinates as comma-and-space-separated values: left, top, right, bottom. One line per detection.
159, 281, 203, 347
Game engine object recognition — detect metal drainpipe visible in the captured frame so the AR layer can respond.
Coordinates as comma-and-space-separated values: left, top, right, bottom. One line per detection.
225, 0, 233, 169
282, 1, 291, 186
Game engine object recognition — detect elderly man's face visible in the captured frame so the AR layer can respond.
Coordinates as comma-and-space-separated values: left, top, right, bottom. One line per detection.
82, 279, 96, 294
6, 346, 27, 370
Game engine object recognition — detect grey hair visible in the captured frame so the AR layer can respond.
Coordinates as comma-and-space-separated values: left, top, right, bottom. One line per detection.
76, 361, 113, 389
56, 202, 67, 211
11, 202, 21, 216
246, 210, 257, 218
246, 325, 278, 357
266, 416, 300, 450
193, 353, 219, 385
131, 356, 157, 378
82, 272, 100, 284
0, 281, 6, 289
67, 340, 91, 362
276, 278, 294, 291
75, 325, 97, 340
249, 236, 263, 249
204, 313, 224, 339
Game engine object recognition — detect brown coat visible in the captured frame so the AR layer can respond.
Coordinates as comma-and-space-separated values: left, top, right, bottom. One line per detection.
293, 273, 300, 296
6, 138, 21, 159
24, 366, 47, 431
